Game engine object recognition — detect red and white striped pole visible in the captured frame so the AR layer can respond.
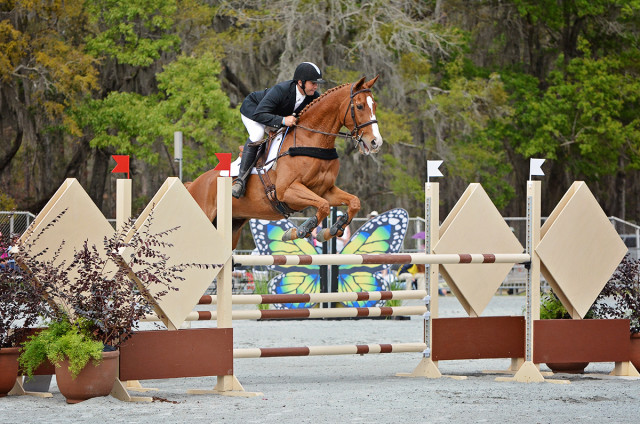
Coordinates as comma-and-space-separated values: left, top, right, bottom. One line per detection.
198, 289, 428, 305
234, 342, 427, 358
144, 305, 427, 322
232, 253, 530, 267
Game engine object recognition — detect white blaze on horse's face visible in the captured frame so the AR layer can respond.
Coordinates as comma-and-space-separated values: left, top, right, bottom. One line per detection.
366, 96, 383, 153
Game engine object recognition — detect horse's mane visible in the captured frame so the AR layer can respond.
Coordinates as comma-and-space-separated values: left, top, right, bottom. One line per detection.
298, 82, 351, 118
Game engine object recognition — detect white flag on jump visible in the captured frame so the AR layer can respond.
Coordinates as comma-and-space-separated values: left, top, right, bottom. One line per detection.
529, 158, 545, 180
427, 160, 444, 181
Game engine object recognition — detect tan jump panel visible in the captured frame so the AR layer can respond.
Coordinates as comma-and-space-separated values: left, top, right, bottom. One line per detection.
537, 182, 627, 319
434, 184, 524, 316
120, 177, 229, 330
16, 179, 115, 312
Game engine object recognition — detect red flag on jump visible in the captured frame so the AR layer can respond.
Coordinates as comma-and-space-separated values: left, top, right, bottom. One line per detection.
213, 153, 232, 177
111, 155, 130, 179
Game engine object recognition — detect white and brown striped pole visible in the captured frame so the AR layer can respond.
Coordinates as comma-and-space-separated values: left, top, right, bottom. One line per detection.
234, 342, 427, 358
145, 305, 427, 322
232, 253, 530, 267
198, 289, 428, 305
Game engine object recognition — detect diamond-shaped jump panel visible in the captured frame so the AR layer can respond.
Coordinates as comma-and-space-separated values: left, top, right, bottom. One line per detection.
537, 182, 627, 318
119, 177, 228, 330
17, 179, 115, 310
434, 184, 524, 316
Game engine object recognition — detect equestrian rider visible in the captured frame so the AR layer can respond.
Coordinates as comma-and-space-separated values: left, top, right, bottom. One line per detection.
231, 62, 326, 198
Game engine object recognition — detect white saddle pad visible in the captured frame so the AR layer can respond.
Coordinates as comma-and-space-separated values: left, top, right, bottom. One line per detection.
229, 133, 285, 177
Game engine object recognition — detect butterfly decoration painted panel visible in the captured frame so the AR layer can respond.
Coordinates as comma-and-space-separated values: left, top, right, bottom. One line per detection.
249, 209, 409, 309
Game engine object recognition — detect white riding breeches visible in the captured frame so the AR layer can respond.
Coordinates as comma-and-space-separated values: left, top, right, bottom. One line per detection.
241, 114, 266, 143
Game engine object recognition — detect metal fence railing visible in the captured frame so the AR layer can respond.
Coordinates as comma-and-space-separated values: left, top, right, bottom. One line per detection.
0, 211, 36, 238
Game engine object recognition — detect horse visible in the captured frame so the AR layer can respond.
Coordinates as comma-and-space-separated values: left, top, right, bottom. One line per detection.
187, 76, 383, 249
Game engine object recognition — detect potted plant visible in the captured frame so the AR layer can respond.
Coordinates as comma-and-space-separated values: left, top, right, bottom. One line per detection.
592, 254, 640, 371
15, 210, 208, 403
0, 252, 49, 397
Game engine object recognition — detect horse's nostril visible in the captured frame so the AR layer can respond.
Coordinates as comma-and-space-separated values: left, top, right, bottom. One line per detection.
371, 141, 377, 148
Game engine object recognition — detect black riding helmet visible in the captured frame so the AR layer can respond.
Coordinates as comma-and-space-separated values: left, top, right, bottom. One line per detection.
293, 62, 326, 84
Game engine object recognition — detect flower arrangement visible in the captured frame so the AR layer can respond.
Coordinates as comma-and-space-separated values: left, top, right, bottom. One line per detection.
593, 254, 640, 333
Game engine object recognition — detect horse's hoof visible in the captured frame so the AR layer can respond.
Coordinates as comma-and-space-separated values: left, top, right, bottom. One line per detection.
282, 228, 298, 241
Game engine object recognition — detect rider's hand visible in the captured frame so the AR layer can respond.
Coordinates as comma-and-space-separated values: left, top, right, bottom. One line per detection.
283, 115, 297, 127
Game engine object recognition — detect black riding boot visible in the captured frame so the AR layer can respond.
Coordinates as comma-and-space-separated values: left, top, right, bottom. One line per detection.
231, 140, 260, 199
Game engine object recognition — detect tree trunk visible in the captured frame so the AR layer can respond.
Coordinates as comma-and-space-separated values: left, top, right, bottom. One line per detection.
89, 148, 110, 211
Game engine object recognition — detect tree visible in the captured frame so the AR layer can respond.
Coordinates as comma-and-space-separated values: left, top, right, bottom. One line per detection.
77, 54, 242, 182
0, 0, 98, 210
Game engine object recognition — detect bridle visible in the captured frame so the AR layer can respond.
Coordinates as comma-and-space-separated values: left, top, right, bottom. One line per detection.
293, 83, 378, 149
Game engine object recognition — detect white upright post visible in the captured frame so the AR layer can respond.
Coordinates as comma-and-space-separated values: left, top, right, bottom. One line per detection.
216, 176, 233, 331
116, 179, 132, 230
174, 131, 183, 181
506, 180, 545, 382
214, 176, 251, 394
397, 182, 443, 378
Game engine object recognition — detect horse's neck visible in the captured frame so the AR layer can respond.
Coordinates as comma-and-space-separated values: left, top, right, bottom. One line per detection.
291, 89, 349, 149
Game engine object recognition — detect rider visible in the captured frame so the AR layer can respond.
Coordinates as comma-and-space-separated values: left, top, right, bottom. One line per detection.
231, 62, 326, 198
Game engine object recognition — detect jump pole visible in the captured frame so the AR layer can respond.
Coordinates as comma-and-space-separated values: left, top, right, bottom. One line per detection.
144, 305, 428, 322
232, 252, 529, 266
198, 290, 429, 305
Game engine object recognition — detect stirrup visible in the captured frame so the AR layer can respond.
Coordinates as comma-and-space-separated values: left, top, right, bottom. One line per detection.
231, 179, 246, 199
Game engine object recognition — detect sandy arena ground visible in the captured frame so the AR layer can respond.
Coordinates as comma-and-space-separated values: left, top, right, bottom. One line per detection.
2, 295, 639, 423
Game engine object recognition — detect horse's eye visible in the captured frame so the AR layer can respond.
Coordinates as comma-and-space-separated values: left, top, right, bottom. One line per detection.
356, 104, 364, 110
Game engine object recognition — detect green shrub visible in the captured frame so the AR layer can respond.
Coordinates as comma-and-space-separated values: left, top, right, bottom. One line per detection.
254, 278, 270, 310
539, 291, 595, 319
19, 317, 103, 379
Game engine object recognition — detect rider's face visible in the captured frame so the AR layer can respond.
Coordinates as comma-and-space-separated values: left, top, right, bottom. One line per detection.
298, 81, 318, 96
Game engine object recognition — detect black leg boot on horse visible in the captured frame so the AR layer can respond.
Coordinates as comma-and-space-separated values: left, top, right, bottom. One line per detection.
231, 140, 260, 199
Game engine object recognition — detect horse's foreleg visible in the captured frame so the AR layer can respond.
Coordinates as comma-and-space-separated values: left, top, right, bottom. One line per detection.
315, 186, 361, 242
279, 183, 330, 242
282, 215, 318, 242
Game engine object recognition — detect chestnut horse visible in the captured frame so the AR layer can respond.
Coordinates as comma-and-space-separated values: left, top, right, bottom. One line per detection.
187, 76, 383, 249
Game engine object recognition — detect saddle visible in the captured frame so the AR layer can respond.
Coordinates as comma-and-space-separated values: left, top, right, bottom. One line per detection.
238, 129, 297, 218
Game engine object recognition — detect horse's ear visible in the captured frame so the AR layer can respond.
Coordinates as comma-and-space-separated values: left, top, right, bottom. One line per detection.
354, 76, 366, 89
364, 75, 379, 89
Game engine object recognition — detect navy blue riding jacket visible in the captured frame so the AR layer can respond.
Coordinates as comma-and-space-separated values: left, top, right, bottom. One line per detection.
240, 80, 320, 128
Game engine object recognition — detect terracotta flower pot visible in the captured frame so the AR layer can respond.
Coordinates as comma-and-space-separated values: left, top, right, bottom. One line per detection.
54, 350, 119, 404
0, 347, 20, 397
545, 361, 589, 374
630, 333, 640, 372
